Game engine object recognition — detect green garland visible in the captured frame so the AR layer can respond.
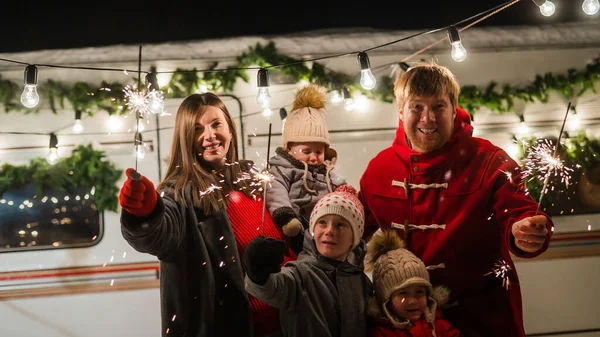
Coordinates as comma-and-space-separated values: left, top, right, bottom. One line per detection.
2, 42, 597, 115
517, 131, 600, 208
0, 144, 122, 212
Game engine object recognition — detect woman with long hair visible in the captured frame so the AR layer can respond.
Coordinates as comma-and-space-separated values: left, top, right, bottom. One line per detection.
119, 93, 296, 337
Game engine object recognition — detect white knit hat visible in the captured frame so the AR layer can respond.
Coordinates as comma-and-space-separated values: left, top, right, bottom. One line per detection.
309, 185, 364, 250
282, 83, 330, 150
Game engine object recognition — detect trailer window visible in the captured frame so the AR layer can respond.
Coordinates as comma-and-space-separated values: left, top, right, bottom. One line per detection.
0, 182, 102, 252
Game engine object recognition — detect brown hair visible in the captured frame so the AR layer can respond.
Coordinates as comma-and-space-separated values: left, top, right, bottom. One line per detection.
157, 93, 253, 215
394, 62, 460, 109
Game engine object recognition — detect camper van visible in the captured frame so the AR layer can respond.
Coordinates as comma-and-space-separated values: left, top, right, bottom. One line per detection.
1, 21, 599, 337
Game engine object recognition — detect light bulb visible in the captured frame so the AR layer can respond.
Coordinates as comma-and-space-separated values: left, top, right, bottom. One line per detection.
21, 84, 40, 108
341, 87, 355, 111
147, 90, 164, 115
583, 0, 600, 15
106, 114, 123, 132
256, 68, 272, 109
360, 69, 377, 90
72, 119, 84, 134
451, 42, 468, 62
21, 65, 40, 108
539, 0, 555, 16
262, 108, 272, 117
46, 148, 59, 165
507, 143, 520, 161
344, 98, 355, 111
256, 87, 272, 109
137, 119, 145, 132
133, 144, 146, 159
357, 52, 376, 90
330, 90, 342, 104
517, 121, 530, 135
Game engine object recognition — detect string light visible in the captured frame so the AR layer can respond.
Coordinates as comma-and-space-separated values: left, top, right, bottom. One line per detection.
46, 133, 59, 165
329, 88, 343, 104
256, 68, 272, 109
279, 107, 287, 133
136, 113, 145, 132
133, 132, 146, 159
390, 62, 411, 78
106, 111, 123, 132
342, 87, 355, 111
582, 0, 600, 15
516, 114, 530, 135
447, 25, 467, 62
357, 52, 376, 90
507, 134, 521, 160
532, 0, 556, 17
21, 65, 40, 108
261, 108, 272, 117
569, 106, 581, 129
72, 110, 84, 134
145, 72, 165, 115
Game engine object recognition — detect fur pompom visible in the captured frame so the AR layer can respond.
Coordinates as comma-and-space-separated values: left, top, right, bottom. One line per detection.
335, 185, 358, 197
291, 83, 327, 111
430, 285, 451, 308
366, 230, 405, 265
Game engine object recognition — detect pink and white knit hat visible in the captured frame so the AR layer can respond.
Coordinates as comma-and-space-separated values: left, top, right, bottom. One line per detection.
309, 185, 365, 249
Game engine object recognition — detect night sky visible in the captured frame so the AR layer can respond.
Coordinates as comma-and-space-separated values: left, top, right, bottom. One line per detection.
0, 1, 594, 53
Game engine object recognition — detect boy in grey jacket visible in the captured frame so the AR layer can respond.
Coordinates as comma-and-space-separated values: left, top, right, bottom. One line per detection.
267, 83, 346, 254
244, 185, 372, 337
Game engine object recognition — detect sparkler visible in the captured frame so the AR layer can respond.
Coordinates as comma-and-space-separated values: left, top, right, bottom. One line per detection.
484, 259, 512, 290
261, 123, 273, 236
522, 102, 573, 215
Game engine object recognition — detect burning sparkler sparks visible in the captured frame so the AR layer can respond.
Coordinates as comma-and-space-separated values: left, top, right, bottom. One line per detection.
523, 138, 575, 188
124, 85, 151, 118
200, 183, 223, 197
484, 259, 512, 290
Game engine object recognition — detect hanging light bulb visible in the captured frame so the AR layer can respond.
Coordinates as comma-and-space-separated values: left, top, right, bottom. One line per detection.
21, 65, 40, 108
507, 134, 520, 161
280, 107, 288, 133
582, 0, 600, 15
330, 89, 343, 104
516, 114, 530, 135
279, 107, 287, 121
106, 111, 123, 132
570, 106, 581, 129
72, 110, 84, 134
137, 113, 145, 132
532, 0, 556, 16
447, 26, 467, 62
262, 108, 272, 117
145, 73, 165, 115
46, 133, 60, 165
342, 87, 355, 111
392, 62, 411, 77
133, 133, 146, 160
256, 68, 272, 109
357, 52, 376, 90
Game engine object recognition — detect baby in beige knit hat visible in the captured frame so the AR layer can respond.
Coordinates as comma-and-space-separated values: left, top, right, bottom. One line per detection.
366, 230, 462, 337
266, 83, 346, 254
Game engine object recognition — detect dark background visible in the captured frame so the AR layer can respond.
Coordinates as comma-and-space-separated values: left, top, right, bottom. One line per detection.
0, 1, 594, 53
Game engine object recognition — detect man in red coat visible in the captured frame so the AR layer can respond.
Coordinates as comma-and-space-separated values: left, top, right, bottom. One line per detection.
359, 62, 552, 337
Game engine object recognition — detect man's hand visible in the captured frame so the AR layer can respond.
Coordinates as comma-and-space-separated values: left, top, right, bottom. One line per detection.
511, 215, 548, 253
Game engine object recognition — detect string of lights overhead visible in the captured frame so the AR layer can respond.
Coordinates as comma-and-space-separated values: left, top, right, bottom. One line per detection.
0, 0, 597, 166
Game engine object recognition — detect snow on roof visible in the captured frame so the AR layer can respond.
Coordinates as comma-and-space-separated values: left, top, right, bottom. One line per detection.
1, 21, 599, 66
